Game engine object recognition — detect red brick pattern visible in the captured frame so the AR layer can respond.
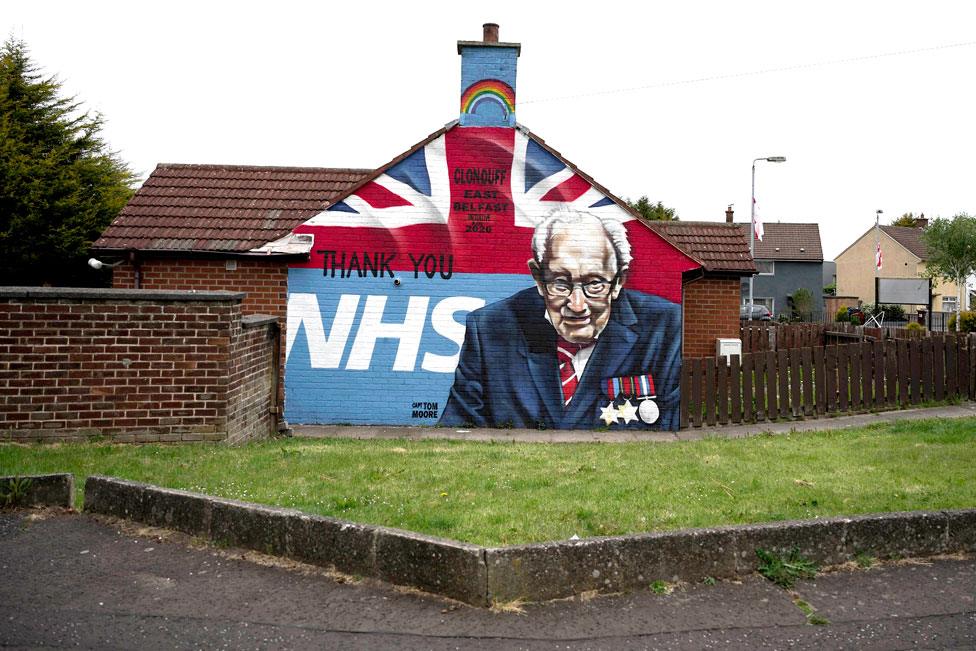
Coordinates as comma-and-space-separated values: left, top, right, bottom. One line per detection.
683, 278, 742, 358
113, 258, 288, 407
0, 291, 277, 443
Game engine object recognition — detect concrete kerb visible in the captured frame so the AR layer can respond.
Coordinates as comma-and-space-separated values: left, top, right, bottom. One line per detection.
81, 476, 976, 606
0, 473, 74, 508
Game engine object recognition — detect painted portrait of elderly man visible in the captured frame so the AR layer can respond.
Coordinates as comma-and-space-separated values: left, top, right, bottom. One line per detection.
439, 208, 682, 430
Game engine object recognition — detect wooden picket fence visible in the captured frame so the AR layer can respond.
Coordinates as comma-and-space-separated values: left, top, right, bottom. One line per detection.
740, 322, 826, 353
740, 322, 942, 354
680, 334, 976, 428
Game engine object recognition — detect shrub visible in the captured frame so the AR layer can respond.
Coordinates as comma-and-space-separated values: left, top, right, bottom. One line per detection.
905, 322, 925, 332
835, 308, 850, 323
947, 310, 976, 333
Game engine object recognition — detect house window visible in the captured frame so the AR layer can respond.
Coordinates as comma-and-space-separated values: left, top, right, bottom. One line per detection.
942, 296, 958, 312
756, 260, 775, 275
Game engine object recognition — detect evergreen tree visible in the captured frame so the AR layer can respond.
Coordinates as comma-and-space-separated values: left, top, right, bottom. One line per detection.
0, 38, 135, 285
626, 196, 679, 221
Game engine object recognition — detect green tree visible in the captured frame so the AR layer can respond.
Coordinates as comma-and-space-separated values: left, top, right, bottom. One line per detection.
0, 38, 135, 286
626, 196, 678, 221
891, 212, 924, 227
921, 213, 976, 331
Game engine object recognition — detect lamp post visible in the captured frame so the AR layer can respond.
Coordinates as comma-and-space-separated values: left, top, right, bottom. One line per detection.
749, 156, 787, 316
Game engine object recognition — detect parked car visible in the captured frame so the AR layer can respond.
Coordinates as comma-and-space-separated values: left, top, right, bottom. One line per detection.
740, 304, 772, 321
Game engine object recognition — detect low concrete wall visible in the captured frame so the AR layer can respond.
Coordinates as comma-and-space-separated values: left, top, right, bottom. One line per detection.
83, 475, 976, 606
0, 474, 74, 508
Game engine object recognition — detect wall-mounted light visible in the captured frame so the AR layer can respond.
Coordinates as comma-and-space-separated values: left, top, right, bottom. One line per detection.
88, 258, 123, 270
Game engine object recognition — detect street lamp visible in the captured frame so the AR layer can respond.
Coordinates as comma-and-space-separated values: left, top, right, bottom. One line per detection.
749, 156, 787, 315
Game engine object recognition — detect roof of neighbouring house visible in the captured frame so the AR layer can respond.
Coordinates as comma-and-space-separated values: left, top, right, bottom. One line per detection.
734, 222, 823, 262
879, 225, 928, 260
646, 221, 757, 274
92, 164, 372, 254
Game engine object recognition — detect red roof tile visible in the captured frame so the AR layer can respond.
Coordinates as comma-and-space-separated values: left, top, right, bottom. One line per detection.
880, 225, 928, 260
645, 221, 756, 274
93, 164, 371, 253
733, 222, 823, 261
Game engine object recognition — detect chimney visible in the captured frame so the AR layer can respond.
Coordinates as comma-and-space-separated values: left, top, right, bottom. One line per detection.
725, 205, 734, 224
457, 23, 520, 127
915, 214, 928, 228
483, 23, 499, 42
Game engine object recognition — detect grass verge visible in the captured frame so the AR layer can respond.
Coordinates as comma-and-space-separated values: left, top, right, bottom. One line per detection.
1, 417, 975, 546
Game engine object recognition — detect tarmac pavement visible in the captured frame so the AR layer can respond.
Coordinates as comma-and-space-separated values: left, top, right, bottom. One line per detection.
2, 511, 974, 650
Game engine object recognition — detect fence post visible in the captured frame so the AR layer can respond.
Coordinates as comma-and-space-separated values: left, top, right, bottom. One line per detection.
679, 360, 691, 429
742, 352, 754, 423
730, 355, 742, 424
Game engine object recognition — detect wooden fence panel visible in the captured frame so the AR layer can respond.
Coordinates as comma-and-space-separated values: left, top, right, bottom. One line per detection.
789, 349, 802, 418
813, 346, 825, 415
946, 335, 957, 398
897, 339, 910, 406
885, 340, 897, 406
873, 340, 885, 408
730, 355, 742, 424
717, 357, 729, 425
861, 342, 874, 409
960, 333, 968, 398
909, 340, 922, 404
801, 347, 814, 416
679, 361, 690, 428
921, 338, 934, 403
742, 353, 754, 422
754, 352, 766, 420
933, 336, 945, 401
705, 359, 717, 426
690, 358, 703, 427
837, 345, 849, 412
849, 343, 862, 409
825, 345, 838, 413
778, 349, 790, 419
765, 350, 778, 420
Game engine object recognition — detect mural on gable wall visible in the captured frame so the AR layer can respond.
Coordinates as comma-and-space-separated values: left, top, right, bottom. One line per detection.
283, 33, 697, 430
284, 126, 697, 431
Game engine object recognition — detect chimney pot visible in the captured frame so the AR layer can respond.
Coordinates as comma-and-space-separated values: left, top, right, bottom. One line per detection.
483, 23, 499, 42
725, 205, 734, 223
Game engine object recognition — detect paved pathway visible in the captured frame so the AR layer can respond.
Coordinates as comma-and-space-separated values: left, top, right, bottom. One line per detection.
292, 403, 976, 443
1, 512, 974, 649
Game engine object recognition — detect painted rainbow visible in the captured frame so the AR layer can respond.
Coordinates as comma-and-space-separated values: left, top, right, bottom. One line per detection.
460, 79, 516, 117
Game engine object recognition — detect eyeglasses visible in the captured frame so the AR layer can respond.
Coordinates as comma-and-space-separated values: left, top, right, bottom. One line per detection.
543, 274, 617, 298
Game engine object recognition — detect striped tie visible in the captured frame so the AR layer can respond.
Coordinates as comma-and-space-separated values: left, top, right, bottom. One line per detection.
556, 337, 589, 406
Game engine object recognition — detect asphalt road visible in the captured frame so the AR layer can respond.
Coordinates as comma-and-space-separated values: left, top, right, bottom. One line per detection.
1, 511, 974, 650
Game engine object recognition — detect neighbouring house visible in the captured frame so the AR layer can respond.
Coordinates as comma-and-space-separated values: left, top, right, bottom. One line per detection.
835, 218, 961, 315
93, 24, 754, 430
734, 220, 825, 319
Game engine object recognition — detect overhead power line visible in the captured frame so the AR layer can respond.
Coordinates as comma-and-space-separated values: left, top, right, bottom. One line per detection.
520, 40, 976, 105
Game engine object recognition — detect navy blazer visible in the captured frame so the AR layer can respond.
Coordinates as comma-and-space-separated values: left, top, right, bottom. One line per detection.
439, 287, 682, 430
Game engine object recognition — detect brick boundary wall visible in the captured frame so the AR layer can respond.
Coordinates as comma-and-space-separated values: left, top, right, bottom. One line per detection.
683, 277, 742, 358
0, 287, 277, 444
112, 258, 288, 411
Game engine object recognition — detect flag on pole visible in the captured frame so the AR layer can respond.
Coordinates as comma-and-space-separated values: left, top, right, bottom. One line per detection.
875, 241, 883, 271
753, 197, 764, 242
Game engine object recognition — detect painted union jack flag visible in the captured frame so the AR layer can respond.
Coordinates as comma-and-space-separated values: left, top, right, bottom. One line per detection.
291, 125, 695, 302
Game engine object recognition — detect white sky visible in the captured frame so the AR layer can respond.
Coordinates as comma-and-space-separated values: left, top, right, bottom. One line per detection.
4, 0, 975, 260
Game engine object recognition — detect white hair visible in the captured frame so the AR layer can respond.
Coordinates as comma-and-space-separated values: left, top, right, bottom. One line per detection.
531, 208, 632, 272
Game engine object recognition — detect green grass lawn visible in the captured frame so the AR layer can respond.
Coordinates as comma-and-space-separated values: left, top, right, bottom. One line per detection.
2, 418, 975, 547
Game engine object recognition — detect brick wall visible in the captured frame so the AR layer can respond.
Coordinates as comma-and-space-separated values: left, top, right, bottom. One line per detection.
113, 258, 288, 410
683, 277, 741, 359
0, 287, 277, 444
225, 315, 279, 445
